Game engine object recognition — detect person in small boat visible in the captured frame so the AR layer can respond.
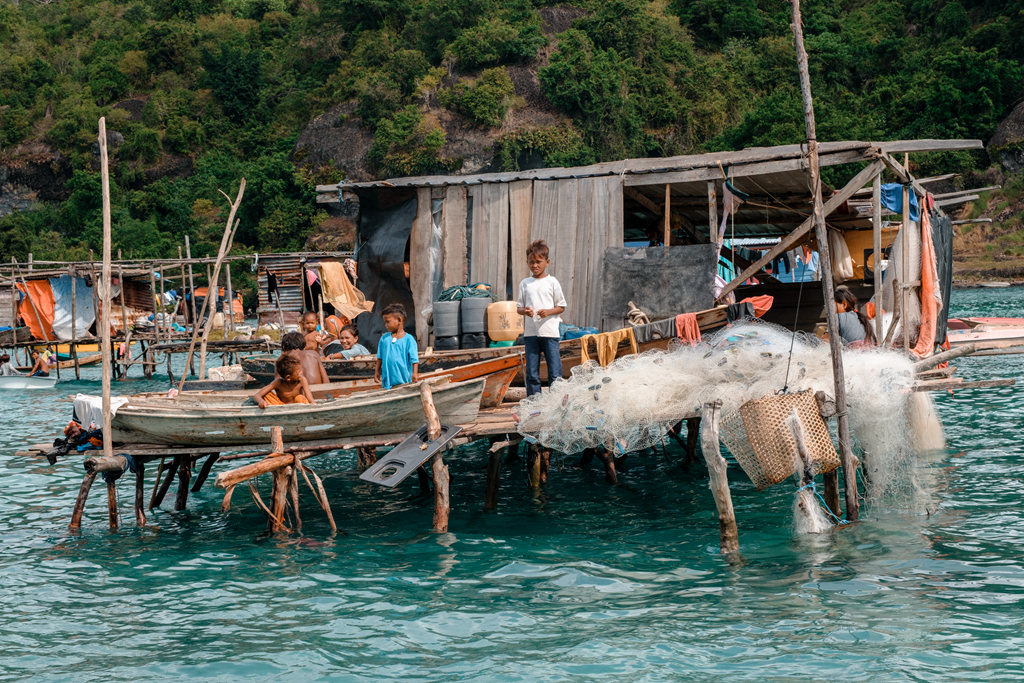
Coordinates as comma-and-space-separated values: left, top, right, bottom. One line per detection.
833, 285, 875, 348
326, 325, 371, 360
281, 331, 329, 385
253, 354, 314, 408
375, 303, 418, 389
301, 311, 326, 351
0, 353, 23, 376
28, 350, 50, 377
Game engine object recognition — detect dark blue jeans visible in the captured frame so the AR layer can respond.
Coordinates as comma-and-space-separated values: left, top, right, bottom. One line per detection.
524, 336, 561, 396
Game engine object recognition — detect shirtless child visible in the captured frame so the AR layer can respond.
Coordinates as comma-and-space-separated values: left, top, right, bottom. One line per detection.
252, 354, 314, 408
281, 331, 329, 385
301, 311, 325, 351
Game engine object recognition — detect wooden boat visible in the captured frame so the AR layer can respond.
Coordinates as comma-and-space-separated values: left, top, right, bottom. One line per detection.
17, 353, 102, 372
110, 377, 485, 446
947, 317, 1024, 352
241, 305, 729, 384
0, 374, 58, 390
0, 326, 32, 346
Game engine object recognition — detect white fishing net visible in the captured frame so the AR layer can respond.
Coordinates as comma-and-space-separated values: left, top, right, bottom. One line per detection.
515, 321, 921, 484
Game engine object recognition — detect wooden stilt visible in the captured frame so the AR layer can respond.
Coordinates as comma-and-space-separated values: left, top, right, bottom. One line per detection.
596, 445, 618, 484
106, 479, 119, 530
420, 382, 450, 532
98, 117, 114, 467
823, 471, 840, 518
134, 462, 146, 527
685, 417, 701, 465
357, 446, 377, 470
175, 456, 192, 511
222, 485, 236, 512
577, 448, 595, 468
269, 467, 290, 532
699, 401, 739, 554
484, 445, 505, 511
289, 459, 302, 531
70, 267, 81, 380
69, 471, 97, 530
790, 0, 860, 522
151, 455, 181, 509
539, 448, 550, 484
527, 443, 541, 488
191, 453, 220, 492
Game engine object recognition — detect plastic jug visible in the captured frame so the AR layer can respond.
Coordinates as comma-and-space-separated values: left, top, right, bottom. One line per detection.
486, 301, 523, 342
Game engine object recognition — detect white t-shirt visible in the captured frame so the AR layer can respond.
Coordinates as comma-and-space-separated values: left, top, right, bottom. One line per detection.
517, 275, 566, 338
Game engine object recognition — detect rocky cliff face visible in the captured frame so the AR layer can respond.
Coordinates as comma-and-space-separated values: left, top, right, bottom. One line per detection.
0, 142, 71, 217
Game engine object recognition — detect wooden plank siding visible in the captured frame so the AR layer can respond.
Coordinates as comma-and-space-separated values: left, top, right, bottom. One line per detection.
442, 186, 467, 289
508, 180, 533, 293
410, 187, 433, 350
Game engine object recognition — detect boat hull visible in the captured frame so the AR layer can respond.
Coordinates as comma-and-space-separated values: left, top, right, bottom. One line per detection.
110, 378, 485, 446
0, 375, 58, 390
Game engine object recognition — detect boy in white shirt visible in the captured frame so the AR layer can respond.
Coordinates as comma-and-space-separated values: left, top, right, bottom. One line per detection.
516, 240, 566, 396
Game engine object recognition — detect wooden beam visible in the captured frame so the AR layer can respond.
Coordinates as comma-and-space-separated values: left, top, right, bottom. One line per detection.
624, 148, 870, 187
874, 139, 983, 154
936, 195, 979, 207
707, 180, 717, 243
932, 186, 999, 199
716, 159, 883, 301
624, 186, 664, 216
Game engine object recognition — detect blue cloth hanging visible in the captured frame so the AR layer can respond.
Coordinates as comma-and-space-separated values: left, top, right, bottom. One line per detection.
880, 183, 920, 222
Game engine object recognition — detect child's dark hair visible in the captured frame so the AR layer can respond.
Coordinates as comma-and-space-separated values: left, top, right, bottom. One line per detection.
281, 331, 307, 352
381, 303, 407, 320
0, 354, 9, 362
834, 285, 876, 345
526, 239, 549, 260
275, 353, 302, 377
341, 324, 358, 338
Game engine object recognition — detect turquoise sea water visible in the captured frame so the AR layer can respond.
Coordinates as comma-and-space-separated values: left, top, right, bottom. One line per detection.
1, 288, 1022, 680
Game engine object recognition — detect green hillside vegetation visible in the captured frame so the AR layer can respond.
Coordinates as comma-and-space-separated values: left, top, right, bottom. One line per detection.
1, 0, 1022, 269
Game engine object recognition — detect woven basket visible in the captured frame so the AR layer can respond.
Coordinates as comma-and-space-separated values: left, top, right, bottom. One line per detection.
720, 390, 840, 490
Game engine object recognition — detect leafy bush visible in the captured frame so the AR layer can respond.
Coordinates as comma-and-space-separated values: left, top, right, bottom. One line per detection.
439, 67, 515, 127
368, 105, 455, 177
495, 125, 594, 170
446, 17, 545, 69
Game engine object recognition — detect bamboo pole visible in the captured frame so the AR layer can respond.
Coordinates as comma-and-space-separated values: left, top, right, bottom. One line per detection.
872, 173, 883, 343
790, 0, 859, 521
902, 182, 911, 351
184, 236, 198, 336
420, 382, 449, 532
700, 401, 739, 553
177, 180, 246, 392
663, 183, 671, 247
70, 266, 80, 379
99, 117, 114, 464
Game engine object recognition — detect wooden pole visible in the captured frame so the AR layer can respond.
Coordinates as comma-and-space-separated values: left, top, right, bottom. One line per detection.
70, 266, 80, 379
225, 261, 235, 334
184, 236, 198, 336
178, 180, 246, 392
420, 382, 449, 532
707, 181, 717, 243
98, 117, 114, 463
663, 183, 671, 247
902, 183, 911, 351
175, 456, 192, 511
106, 479, 119, 530
699, 401, 739, 554
134, 462, 146, 527
790, 0, 859, 521
596, 444, 618, 484
69, 471, 97, 530
872, 173, 883, 343
484, 441, 509, 511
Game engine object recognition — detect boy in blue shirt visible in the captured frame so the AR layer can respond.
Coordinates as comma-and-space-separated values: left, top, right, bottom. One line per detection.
374, 303, 419, 389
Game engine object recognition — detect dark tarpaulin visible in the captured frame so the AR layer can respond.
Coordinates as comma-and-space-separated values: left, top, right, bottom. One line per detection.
355, 190, 417, 352
931, 211, 954, 343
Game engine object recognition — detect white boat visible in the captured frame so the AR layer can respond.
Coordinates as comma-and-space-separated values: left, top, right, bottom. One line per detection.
110, 377, 485, 446
0, 374, 58, 390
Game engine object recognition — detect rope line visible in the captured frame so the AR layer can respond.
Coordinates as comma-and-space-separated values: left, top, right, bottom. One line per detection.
796, 481, 849, 525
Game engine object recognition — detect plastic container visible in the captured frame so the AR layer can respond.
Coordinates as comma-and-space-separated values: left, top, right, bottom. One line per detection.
433, 300, 461, 337
460, 296, 490, 334
486, 300, 523, 342
460, 332, 488, 349
434, 335, 459, 351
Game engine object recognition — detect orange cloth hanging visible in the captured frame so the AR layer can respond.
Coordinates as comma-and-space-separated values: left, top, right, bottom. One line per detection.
738, 295, 774, 318
912, 210, 941, 359
580, 328, 639, 367
675, 313, 701, 345
15, 279, 56, 341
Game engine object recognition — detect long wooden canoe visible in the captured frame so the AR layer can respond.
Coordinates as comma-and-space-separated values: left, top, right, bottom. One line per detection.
242, 305, 729, 384
111, 378, 485, 446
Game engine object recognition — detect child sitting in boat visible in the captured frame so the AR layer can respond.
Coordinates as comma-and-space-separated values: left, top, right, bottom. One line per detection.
0, 353, 22, 376
281, 331, 329, 385
326, 325, 371, 360
28, 350, 50, 377
253, 354, 315, 408
301, 311, 326, 351
375, 303, 418, 389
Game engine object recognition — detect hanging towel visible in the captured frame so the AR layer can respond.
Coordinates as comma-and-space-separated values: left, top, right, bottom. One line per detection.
15, 279, 56, 341
634, 317, 675, 344
580, 328, 639, 367
317, 261, 375, 321
880, 183, 920, 222
912, 210, 942, 359
738, 295, 774, 318
674, 313, 701, 345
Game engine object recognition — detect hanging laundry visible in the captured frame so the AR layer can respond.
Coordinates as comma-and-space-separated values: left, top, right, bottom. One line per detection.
726, 302, 756, 323
880, 183, 920, 222
580, 328, 639, 367
675, 312, 701, 345
633, 317, 675, 344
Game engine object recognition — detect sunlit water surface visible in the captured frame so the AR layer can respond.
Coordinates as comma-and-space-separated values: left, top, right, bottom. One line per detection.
1, 288, 1022, 680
